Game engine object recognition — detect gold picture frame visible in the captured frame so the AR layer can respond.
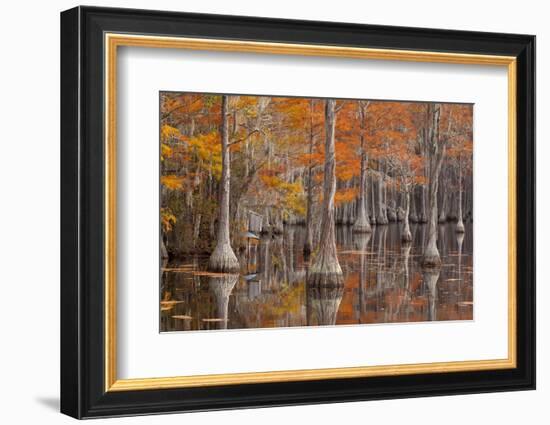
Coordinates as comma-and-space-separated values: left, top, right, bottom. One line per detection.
104, 33, 517, 392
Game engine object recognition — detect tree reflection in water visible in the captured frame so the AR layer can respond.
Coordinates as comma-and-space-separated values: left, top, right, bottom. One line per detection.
207, 274, 239, 330
160, 222, 473, 332
307, 286, 344, 326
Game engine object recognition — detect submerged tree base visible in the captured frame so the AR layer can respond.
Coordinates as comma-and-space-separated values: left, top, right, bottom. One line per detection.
396, 207, 405, 222
307, 271, 344, 288
208, 243, 240, 272
352, 221, 372, 234
376, 214, 389, 225
421, 254, 442, 268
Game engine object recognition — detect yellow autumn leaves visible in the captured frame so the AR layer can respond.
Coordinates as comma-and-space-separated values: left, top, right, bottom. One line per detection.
160, 124, 223, 192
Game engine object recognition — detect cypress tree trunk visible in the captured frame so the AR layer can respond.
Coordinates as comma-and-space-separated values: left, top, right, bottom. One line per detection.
261, 207, 271, 234
303, 163, 314, 255
161, 237, 169, 259
376, 168, 388, 224
422, 103, 444, 268
419, 184, 427, 223
438, 170, 448, 223
304, 100, 315, 257
456, 159, 465, 233
370, 174, 377, 224
308, 99, 343, 287
410, 186, 418, 223
401, 189, 412, 242
387, 181, 397, 222
438, 190, 448, 223
353, 107, 372, 233
208, 96, 240, 272
396, 191, 405, 221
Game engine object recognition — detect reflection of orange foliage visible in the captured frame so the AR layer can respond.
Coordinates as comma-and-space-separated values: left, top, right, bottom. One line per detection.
409, 273, 423, 292
258, 284, 304, 318
409, 297, 428, 308
384, 289, 406, 310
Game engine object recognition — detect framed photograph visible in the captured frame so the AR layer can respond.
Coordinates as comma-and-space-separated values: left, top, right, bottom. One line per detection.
60, 6, 535, 419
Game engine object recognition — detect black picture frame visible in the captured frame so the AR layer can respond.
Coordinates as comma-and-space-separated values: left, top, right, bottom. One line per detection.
61, 5, 535, 419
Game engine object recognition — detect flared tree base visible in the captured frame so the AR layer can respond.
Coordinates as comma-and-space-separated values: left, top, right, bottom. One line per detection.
376, 213, 389, 225
307, 271, 344, 288
271, 225, 284, 235
421, 254, 442, 268
396, 207, 405, 222
208, 243, 240, 272
352, 218, 372, 233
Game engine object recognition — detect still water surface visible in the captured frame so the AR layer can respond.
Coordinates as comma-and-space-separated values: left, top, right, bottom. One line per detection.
160, 223, 473, 332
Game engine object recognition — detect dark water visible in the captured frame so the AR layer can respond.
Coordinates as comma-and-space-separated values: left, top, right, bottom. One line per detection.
160, 223, 473, 332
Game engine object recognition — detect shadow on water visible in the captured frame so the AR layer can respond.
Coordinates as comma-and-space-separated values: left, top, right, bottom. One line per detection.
160, 222, 473, 332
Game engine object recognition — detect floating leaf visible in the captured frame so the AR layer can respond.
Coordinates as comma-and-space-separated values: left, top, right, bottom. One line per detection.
160, 300, 183, 307
163, 267, 196, 272
191, 271, 240, 277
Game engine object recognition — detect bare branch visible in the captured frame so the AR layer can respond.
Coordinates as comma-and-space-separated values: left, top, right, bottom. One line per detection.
334, 100, 347, 113
228, 129, 260, 147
